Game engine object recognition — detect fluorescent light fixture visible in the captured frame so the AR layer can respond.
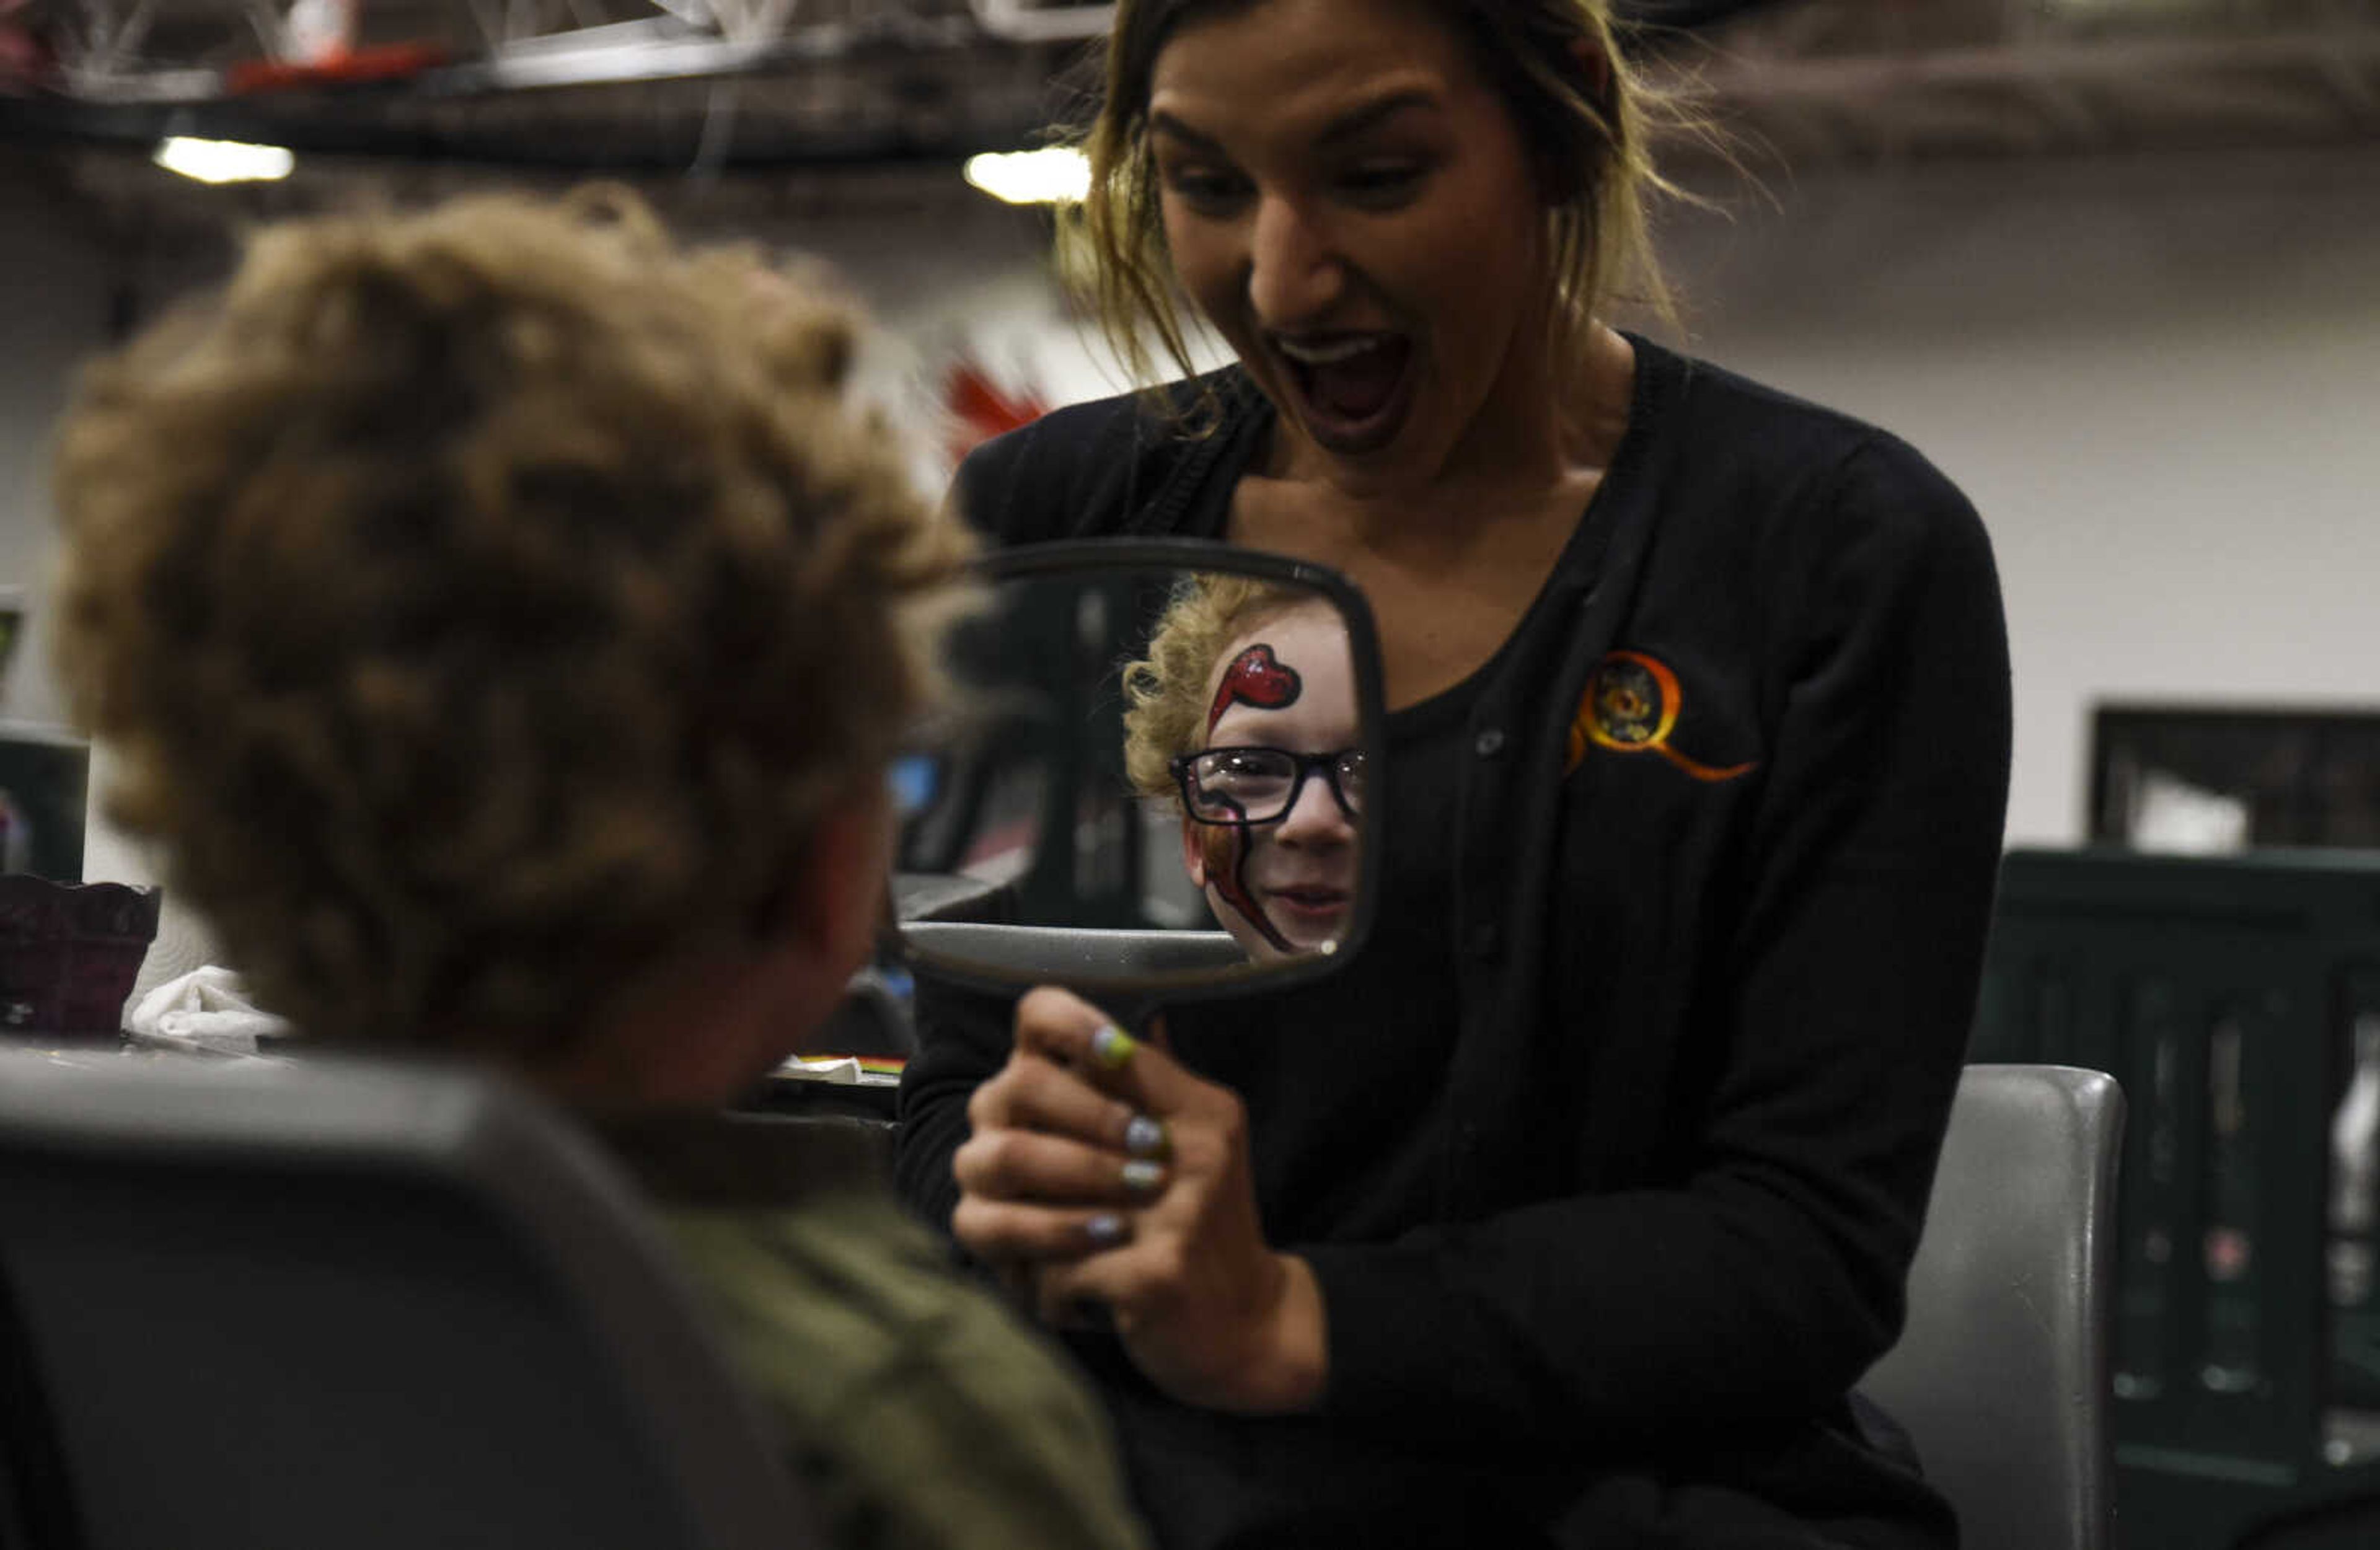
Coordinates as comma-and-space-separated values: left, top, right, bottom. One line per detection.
152, 136, 296, 185
963, 147, 1089, 206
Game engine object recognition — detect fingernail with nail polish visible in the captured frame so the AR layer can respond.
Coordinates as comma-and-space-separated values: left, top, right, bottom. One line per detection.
1091, 1024, 1139, 1069
1124, 1114, 1170, 1158
1121, 1159, 1165, 1195
1085, 1212, 1128, 1247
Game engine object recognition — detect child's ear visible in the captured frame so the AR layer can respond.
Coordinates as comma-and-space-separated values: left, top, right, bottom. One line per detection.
791, 782, 894, 974
1179, 813, 1209, 888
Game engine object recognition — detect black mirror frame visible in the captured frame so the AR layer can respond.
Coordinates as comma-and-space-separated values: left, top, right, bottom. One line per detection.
893, 537, 1387, 1005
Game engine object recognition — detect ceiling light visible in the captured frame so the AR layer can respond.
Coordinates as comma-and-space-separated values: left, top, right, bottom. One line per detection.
152, 136, 296, 185
963, 148, 1089, 206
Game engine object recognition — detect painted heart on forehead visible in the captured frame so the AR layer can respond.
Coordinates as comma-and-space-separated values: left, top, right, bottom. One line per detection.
1205, 643, 1303, 733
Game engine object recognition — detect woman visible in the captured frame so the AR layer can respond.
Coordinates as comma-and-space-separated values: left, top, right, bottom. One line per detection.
893, 0, 2012, 1543
51, 192, 1150, 1550
1122, 577, 1365, 960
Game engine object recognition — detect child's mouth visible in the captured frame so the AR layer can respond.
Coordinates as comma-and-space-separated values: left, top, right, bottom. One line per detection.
1266, 884, 1350, 923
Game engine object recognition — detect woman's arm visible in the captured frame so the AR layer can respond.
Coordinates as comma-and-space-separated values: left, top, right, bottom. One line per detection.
892, 975, 1019, 1233
888, 415, 1093, 1231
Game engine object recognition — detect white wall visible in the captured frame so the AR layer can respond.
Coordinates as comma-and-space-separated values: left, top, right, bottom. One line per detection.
756, 185, 1230, 467
778, 194, 1141, 410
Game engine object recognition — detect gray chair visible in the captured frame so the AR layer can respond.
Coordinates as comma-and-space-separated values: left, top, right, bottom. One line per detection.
0, 1050, 816, 1550
1863, 1063, 2126, 1550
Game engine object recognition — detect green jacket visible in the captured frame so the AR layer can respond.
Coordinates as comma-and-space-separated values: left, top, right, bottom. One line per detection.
610, 1115, 1150, 1550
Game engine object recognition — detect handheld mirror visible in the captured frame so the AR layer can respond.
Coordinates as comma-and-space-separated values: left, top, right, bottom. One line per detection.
892, 539, 1384, 1003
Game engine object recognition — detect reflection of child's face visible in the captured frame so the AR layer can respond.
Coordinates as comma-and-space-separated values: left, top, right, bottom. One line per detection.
1179, 604, 1361, 961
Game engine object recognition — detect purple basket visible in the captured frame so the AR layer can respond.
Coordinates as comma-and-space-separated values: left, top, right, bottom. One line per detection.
0, 877, 162, 1037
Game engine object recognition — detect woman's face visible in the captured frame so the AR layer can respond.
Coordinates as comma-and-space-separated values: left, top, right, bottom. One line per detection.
1179, 603, 1362, 961
1148, 0, 1553, 491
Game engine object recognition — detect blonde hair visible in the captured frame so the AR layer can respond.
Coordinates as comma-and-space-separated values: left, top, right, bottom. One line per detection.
1064, 0, 1695, 413
1121, 575, 1309, 804
50, 189, 971, 1057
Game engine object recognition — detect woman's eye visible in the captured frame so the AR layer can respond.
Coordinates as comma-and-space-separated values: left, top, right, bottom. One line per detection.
1161, 168, 1250, 211
1338, 163, 1424, 204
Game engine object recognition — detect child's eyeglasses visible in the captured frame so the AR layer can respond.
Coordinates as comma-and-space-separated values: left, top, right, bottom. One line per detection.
1168, 747, 1365, 826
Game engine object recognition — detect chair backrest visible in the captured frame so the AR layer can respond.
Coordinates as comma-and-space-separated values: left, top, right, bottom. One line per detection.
904, 922, 1246, 979
0, 1050, 815, 1550
1862, 1063, 2126, 1550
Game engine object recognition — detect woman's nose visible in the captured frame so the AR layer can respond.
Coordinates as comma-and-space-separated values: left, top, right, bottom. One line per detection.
1246, 193, 1343, 327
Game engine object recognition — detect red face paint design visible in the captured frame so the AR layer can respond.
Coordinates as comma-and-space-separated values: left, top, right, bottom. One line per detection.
1199, 817, 1294, 955
1206, 643, 1302, 736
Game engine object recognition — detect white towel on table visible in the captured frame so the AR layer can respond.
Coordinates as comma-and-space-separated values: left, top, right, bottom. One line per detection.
124, 966, 293, 1057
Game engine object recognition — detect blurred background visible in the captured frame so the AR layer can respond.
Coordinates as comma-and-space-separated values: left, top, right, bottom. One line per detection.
6, 0, 2379, 861
3, 6, 2380, 1542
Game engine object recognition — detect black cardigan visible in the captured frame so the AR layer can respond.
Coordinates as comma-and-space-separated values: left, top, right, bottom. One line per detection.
896, 338, 2011, 1548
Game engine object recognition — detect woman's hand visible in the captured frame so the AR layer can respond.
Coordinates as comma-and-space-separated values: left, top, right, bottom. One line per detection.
950, 985, 1328, 1415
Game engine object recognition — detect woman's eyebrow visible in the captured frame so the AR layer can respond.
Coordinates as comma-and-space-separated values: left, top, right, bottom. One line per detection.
1314, 89, 1437, 146
1149, 112, 1225, 151
1150, 89, 1439, 154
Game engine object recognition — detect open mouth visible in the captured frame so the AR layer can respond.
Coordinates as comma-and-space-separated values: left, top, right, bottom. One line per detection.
1272, 332, 1415, 456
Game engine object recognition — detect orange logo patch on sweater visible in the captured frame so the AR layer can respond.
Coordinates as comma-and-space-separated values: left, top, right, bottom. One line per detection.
1565, 651, 1755, 782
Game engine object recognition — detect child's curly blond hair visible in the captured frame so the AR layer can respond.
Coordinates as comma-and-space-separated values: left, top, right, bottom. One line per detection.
1119, 575, 1307, 808
50, 188, 971, 1057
